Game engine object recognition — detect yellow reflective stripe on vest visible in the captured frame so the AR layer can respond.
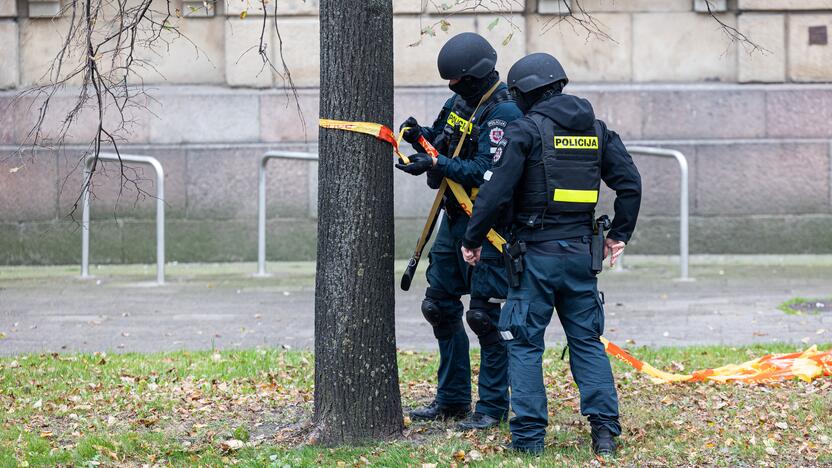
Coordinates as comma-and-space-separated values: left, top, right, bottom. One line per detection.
554, 136, 598, 150
447, 112, 473, 134
553, 188, 598, 203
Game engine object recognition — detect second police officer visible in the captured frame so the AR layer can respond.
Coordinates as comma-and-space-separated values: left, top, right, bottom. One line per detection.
396, 32, 523, 430
461, 53, 642, 457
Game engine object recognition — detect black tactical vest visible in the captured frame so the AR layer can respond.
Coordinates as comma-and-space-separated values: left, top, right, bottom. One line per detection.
434, 87, 511, 160
515, 112, 604, 227
431, 87, 512, 218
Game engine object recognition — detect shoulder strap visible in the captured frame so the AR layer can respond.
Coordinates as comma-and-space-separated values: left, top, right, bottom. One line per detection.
473, 86, 511, 124
524, 113, 550, 228
526, 112, 549, 145
451, 80, 500, 158
593, 120, 606, 161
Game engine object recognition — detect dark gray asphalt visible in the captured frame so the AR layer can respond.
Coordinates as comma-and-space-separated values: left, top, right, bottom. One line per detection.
1, 257, 830, 356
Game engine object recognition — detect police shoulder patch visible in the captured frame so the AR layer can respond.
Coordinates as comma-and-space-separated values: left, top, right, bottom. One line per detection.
487, 119, 507, 128
492, 146, 504, 163
489, 126, 505, 144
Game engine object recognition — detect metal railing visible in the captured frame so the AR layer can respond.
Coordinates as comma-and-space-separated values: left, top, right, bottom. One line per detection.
81, 153, 166, 284
627, 146, 690, 281
257, 151, 319, 276
255, 147, 689, 280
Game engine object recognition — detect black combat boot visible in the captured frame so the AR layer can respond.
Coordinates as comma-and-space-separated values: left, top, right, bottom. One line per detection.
410, 400, 470, 421
457, 412, 502, 430
591, 425, 617, 458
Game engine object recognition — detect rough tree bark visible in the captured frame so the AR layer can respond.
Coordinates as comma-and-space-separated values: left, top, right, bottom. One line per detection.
313, 0, 402, 445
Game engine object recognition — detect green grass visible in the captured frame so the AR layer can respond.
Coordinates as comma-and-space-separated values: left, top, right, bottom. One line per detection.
1, 344, 831, 466
778, 297, 831, 316
779, 297, 809, 315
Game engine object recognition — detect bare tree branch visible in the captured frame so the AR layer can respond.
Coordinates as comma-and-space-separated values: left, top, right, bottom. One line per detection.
228, 0, 307, 139
539, 0, 617, 43
15, 0, 305, 224
700, 0, 770, 55
414, 0, 612, 45
419, 0, 769, 53
259, 0, 306, 139
412, 0, 524, 47
15, 0, 177, 221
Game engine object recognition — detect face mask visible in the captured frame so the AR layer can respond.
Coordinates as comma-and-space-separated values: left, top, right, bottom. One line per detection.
513, 87, 559, 114
513, 91, 534, 114
449, 76, 483, 101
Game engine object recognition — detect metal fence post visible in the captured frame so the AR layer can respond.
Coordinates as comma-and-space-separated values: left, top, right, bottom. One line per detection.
627, 146, 691, 281
257, 155, 269, 277
81, 166, 92, 279
81, 153, 166, 285
257, 151, 319, 276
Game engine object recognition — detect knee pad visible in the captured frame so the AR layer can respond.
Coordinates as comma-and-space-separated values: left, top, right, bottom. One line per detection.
422, 298, 462, 340
423, 288, 464, 340
467, 299, 501, 347
421, 298, 442, 327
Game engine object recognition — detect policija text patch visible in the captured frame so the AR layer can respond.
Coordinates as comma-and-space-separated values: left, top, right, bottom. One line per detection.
446, 112, 473, 134
554, 136, 598, 150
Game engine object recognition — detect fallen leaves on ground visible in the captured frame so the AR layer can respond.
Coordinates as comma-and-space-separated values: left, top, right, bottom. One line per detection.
1, 347, 830, 466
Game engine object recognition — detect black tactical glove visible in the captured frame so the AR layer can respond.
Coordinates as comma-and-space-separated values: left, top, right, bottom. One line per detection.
399, 117, 422, 145
426, 167, 443, 189
395, 153, 434, 176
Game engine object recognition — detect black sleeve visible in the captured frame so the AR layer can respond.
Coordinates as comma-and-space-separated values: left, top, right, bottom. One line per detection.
462, 120, 534, 249
434, 102, 523, 188
600, 122, 642, 243
426, 167, 443, 189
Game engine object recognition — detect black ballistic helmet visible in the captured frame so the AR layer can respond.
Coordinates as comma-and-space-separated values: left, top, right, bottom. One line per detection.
507, 52, 569, 94
437, 32, 497, 80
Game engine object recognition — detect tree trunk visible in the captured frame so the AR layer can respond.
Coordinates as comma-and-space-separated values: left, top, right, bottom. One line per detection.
313, 0, 401, 445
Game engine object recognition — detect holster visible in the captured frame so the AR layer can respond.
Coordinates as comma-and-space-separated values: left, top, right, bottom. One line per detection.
502, 240, 527, 288
591, 215, 611, 275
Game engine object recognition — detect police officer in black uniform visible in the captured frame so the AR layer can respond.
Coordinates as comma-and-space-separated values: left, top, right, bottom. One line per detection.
460, 53, 642, 457
396, 32, 523, 430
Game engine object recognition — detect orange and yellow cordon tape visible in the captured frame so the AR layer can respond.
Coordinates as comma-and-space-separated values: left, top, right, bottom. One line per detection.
416, 135, 507, 253
320, 117, 832, 385
319, 119, 411, 163
319, 118, 507, 252
603, 338, 832, 384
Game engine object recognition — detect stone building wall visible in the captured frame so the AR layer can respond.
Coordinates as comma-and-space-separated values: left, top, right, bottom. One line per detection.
1, 0, 831, 264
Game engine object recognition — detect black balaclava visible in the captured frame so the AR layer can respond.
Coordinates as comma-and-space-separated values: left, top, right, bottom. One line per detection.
514, 82, 563, 114
450, 70, 499, 104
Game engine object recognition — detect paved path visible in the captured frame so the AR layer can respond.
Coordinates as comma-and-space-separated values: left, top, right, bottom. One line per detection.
1, 257, 830, 356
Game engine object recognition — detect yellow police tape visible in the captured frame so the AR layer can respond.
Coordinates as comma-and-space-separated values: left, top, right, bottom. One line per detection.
320, 117, 832, 384
320, 118, 506, 252
603, 338, 832, 384
319, 119, 411, 163
413, 134, 506, 253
